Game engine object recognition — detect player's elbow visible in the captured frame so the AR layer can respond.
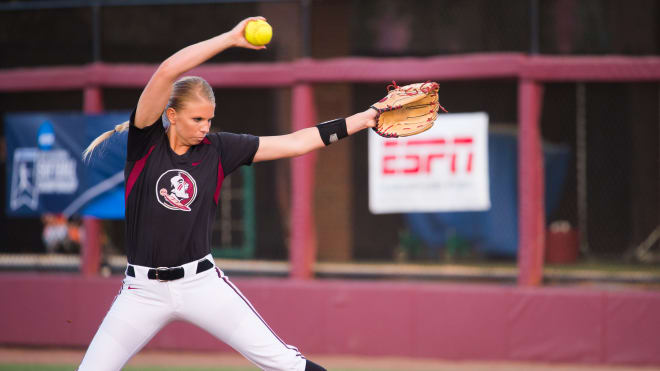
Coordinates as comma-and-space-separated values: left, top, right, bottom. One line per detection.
285, 132, 312, 158
156, 58, 179, 81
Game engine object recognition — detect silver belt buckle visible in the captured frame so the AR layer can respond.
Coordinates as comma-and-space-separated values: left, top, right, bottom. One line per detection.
155, 267, 169, 282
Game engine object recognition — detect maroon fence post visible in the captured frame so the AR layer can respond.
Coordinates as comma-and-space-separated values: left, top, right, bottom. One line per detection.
517, 78, 546, 286
289, 83, 318, 279
81, 86, 103, 276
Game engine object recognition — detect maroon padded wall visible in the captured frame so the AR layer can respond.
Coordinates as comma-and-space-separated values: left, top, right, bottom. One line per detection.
1, 274, 659, 365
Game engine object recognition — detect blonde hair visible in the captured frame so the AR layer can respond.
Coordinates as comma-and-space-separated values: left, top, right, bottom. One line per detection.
82, 76, 215, 161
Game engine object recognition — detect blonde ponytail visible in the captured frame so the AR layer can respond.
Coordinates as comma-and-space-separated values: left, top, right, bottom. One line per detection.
82, 121, 129, 161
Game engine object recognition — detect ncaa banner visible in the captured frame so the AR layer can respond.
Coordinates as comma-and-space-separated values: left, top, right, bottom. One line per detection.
6, 114, 86, 216
5, 112, 129, 218
369, 112, 490, 214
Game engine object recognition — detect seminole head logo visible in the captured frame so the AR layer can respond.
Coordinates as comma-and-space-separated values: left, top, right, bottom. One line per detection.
155, 169, 197, 211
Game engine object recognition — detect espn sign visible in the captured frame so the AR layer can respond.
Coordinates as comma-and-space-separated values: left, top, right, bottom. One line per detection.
369, 112, 490, 214
381, 137, 474, 175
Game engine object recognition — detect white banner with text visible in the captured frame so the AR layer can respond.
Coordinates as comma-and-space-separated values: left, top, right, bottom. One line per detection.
369, 112, 490, 214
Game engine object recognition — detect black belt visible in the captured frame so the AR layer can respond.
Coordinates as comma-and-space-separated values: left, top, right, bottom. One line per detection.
126, 258, 214, 281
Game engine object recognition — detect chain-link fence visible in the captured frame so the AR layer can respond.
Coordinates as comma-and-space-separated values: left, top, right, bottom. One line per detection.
542, 82, 660, 264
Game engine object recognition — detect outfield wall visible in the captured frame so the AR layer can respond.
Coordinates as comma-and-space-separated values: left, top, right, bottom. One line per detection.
1, 273, 659, 365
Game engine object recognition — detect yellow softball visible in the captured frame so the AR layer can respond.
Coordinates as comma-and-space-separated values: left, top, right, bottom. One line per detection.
244, 20, 272, 46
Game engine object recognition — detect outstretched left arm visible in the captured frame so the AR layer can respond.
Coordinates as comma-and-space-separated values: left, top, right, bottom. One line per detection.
253, 108, 377, 162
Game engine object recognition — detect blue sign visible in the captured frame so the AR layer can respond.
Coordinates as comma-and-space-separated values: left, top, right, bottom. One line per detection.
5, 112, 130, 219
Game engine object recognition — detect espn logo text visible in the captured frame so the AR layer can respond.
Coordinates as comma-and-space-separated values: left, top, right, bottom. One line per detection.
381, 137, 474, 175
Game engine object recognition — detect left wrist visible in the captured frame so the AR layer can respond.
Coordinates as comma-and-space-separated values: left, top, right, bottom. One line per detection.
364, 108, 378, 126
218, 32, 238, 48
353, 109, 376, 132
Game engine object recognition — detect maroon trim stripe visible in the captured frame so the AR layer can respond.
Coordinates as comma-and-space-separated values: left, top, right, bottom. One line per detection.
214, 268, 304, 358
213, 158, 225, 204
125, 145, 155, 202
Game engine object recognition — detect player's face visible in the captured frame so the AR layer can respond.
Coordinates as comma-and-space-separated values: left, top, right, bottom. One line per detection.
171, 98, 215, 145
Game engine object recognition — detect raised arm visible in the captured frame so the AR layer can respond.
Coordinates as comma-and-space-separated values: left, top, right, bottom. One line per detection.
134, 17, 267, 129
253, 108, 378, 162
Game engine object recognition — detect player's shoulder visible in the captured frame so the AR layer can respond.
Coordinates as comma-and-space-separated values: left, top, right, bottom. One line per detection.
203, 132, 222, 148
201, 132, 233, 156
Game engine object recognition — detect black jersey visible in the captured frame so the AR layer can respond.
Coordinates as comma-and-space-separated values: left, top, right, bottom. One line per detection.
124, 111, 259, 267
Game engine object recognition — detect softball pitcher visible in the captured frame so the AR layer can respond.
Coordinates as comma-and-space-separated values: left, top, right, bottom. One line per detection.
78, 16, 378, 371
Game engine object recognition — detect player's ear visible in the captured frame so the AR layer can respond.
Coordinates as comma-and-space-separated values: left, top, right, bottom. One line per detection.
166, 107, 177, 125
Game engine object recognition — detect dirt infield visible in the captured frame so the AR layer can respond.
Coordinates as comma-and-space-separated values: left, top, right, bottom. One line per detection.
2, 347, 660, 371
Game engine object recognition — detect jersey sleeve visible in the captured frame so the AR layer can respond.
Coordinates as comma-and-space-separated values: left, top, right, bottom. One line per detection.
127, 109, 165, 161
209, 132, 260, 176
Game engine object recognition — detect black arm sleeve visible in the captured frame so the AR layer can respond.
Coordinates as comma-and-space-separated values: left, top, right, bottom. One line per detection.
210, 132, 259, 176
127, 109, 165, 161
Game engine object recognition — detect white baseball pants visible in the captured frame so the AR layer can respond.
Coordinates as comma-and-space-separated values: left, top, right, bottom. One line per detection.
78, 255, 306, 371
